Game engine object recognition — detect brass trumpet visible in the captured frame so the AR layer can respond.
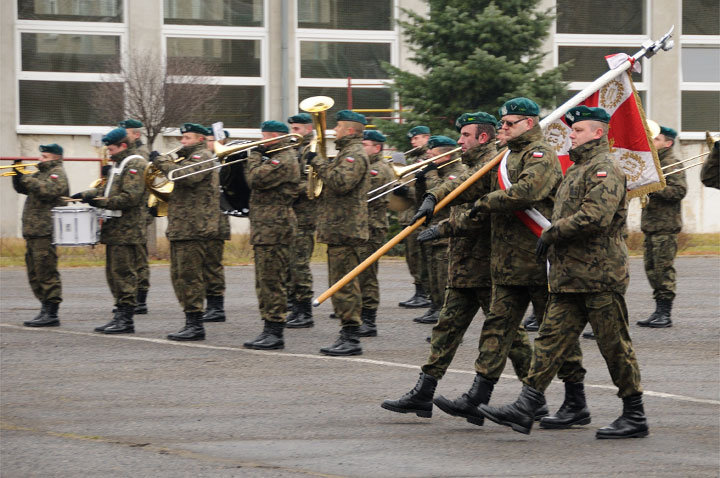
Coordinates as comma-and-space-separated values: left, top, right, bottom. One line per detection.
0, 162, 38, 176
367, 147, 462, 196
145, 146, 183, 204
300, 95, 334, 200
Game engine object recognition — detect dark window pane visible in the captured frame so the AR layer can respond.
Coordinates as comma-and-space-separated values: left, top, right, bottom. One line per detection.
683, 0, 720, 35
20, 81, 123, 125
682, 47, 720, 82
22, 33, 120, 73
298, 87, 392, 127
164, 0, 262, 26
557, 0, 644, 34
682, 91, 720, 131
559, 47, 643, 83
18, 0, 123, 22
300, 42, 391, 79
175, 85, 263, 128
167, 38, 261, 77
298, 0, 392, 30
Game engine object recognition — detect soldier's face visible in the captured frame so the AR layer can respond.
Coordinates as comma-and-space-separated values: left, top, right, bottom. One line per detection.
180, 133, 204, 147
570, 121, 604, 149
653, 134, 673, 150
127, 128, 141, 141
107, 143, 127, 156
499, 115, 532, 141
39, 152, 59, 162
261, 131, 282, 146
410, 134, 429, 149
362, 140, 381, 156
334, 122, 350, 139
291, 123, 313, 136
206, 136, 215, 151
458, 125, 482, 151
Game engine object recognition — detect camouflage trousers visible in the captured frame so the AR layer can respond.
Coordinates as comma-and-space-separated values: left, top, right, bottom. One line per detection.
423, 287, 533, 381
106, 244, 143, 307
136, 243, 150, 293
525, 292, 642, 398
643, 233, 678, 301
288, 227, 316, 303
405, 229, 429, 289
423, 242, 448, 307
358, 239, 383, 310
254, 244, 291, 323
204, 239, 226, 297
170, 240, 208, 314
475, 285, 586, 383
24, 237, 62, 304
327, 243, 363, 327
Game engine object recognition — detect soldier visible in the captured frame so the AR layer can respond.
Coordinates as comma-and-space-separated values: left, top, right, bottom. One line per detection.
13, 144, 69, 327
285, 113, 318, 329
119, 119, 150, 157
411, 98, 585, 426
242, 121, 300, 349
357, 130, 394, 336
637, 126, 687, 328
397, 126, 432, 309
479, 106, 648, 439
308, 110, 370, 356
151, 123, 220, 341
73, 128, 148, 334
381, 112, 534, 420
700, 136, 719, 189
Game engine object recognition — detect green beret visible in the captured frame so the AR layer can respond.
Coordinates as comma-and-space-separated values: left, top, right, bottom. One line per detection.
407, 125, 430, 138
564, 106, 611, 126
455, 112, 498, 131
102, 127, 128, 146
180, 123, 210, 135
261, 120, 290, 133
39, 143, 63, 156
659, 126, 677, 139
363, 130, 386, 143
119, 119, 143, 129
499, 97, 540, 117
336, 110, 367, 125
427, 135, 458, 149
287, 113, 313, 124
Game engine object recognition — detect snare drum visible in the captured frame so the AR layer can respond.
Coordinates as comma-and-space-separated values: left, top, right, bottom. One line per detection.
52, 206, 100, 246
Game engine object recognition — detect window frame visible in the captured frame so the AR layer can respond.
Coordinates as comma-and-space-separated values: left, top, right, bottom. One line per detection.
679, 34, 720, 139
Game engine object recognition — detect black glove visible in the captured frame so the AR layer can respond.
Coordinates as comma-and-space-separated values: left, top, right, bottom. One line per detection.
535, 237, 550, 259
70, 192, 83, 200
87, 197, 103, 207
255, 144, 268, 154
410, 194, 437, 225
414, 162, 438, 180
149, 150, 160, 161
392, 185, 410, 198
468, 200, 489, 219
101, 164, 112, 177
305, 151, 317, 162
417, 225, 440, 243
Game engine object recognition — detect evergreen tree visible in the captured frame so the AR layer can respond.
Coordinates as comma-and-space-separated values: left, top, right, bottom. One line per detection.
377, 0, 570, 149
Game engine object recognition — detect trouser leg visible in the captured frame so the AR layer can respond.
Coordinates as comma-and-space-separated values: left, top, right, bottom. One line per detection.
203, 239, 226, 297
106, 244, 140, 307
136, 243, 150, 293
290, 227, 316, 303
644, 233, 678, 301
254, 244, 290, 323
358, 239, 382, 310
25, 237, 62, 303
327, 244, 362, 327
170, 240, 206, 313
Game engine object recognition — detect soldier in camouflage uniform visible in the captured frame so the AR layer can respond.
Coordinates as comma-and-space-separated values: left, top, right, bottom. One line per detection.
382, 112, 533, 420
357, 130, 394, 337
13, 144, 69, 327
152, 123, 220, 341
637, 126, 687, 328
480, 106, 648, 439
74, 128, 148, 334
285, 113, 318, 329
308, 110, 370, 356
701, 136, 719, 189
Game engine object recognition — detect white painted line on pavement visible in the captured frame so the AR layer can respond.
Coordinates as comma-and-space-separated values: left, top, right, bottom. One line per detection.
2, 323, 718, 406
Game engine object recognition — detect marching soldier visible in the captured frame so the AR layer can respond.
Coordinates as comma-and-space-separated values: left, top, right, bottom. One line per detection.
285, 113, 318, 329
151, 123, 219, 341
308, 110, 370, 356
480, 106, 648, 439
637, 126, 687, 328
119, 119, 150, 157
243, 121, 300, 349
73, 128, 148, 334
13, 144, 69, 327
357, 130, 394, 336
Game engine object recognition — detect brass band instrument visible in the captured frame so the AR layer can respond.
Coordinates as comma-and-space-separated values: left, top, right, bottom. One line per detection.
300, 95, 333, 199
145, 146, 183, 213
89, 145, 109, 189
0, 162, 38, 176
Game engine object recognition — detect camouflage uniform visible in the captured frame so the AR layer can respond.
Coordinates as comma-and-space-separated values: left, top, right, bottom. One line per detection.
246, 140, 300, 323
525, 136, 642, 398
700, 141, 719, 189
312, 134, 370, 327
154, 143, 220, 313
358, 152, 394, 309
641, 146, 687, 301
13, 159, 69, 304
204, 212, 230, 297
400, 146, 429, 290
133, 141, 152, 297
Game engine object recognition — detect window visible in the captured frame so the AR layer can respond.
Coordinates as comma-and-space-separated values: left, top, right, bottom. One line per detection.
18, 0, 123, 22
298, 87, 392, 127
556, 0, 645, 35
21, 33, 121, 73
164, 0, 263, 27
298, 0, 392, 30
682, 0, 720, 35
558, 46, 643, 83
300, 41, 391, 79
167, 38, 261, 77
20, 81, 123, 126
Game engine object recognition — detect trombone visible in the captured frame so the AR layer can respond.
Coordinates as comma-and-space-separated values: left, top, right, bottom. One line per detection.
0, 162, 38, 176
367, 147, 462, 197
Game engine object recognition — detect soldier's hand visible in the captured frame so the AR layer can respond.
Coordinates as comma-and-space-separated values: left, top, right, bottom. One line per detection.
87, 197, 105, 207
417, 225, 440, 243
70, 192, 83, 200
305, 151, 317, 162
415, 162, 438, 180
468, 200, 489, 219
535, 237, 550, 259
392, 185, 410, 198
101, 164, 112, 177
410, 194, 437, 225
149, 150, 160, 162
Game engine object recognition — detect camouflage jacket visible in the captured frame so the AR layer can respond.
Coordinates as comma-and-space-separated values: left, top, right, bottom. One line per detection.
430, 125, 561, 286
367, 152, 394, 242
416, 153, 466, 246
641, 147, 687, 235
542, 137, 629, 294
135, 140, 150, 159
700, 142, 719, 190
13, 159, 69, 238
311, 134, 370, 245
245, 139, 300, 245
154, 143, 220, 241
398, 145, 427, 223
293, 133, 319, 229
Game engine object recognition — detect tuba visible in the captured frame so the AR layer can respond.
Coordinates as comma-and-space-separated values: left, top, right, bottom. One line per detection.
145, 146, 183, 216
300, 96, 334, 199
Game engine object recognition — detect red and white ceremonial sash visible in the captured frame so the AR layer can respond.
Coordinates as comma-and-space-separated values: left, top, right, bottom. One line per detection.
498, 150, 551, 238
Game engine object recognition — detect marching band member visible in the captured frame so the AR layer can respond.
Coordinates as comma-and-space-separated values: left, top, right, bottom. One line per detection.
119, 119, 150, 157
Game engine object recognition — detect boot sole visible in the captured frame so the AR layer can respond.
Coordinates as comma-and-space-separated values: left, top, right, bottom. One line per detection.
479, 408, 531, 434
167, 335, 205, 341
399, 303, 432, 309
539, 416, 591, 429
202, 318, 226, 323
647, 322, 672, 328
596, 429, 649, 439
23, 321, 60, 327
319, 349, 362, 356
433, 399, 484, 426
101, 328, 135, 334
243, 343, 285, 350
285, 322, 314, 329
357, 331, 377, 337
381, 402, 432, 418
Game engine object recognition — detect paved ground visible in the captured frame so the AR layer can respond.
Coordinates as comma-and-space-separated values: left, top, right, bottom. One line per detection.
1, 256, 719, 477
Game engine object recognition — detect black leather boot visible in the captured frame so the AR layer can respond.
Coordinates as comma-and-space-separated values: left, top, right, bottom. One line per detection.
320, 326, 362, 356
433, 373, 495, 426
24, 302, 60, 327
648, 299, 672, 328
357, 308, 377, 337
539, 382, 591, 429
413, 306, 439, 324
637, 300, 661, 326
95, 311, 120, 333
102, 305, 135, 334
479, 385, 546, 434
381, 372, 438, 418
285, 302, 299, 323
135, 290, 148, 315
399, 284, 432, 308
523, 311, 539, 332
286, 300, 314, 328
243, 320, 285, 350
596, 394, 649, 439
202, 295, 226, 322
167, 312, 206, 341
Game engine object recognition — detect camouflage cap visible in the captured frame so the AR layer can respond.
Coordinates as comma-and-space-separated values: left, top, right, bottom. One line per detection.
261, 120, 290, 133
336, 110, 367, 125
455, 111, 498, 131
363, 130, 386, 143
659, 126, 678, 139
102, 127, 129, 146
119, 119, 143, 129
498, 97, 540, 117
427, 135, 458, 149
39, 143, 63, 155
564, 106, 611, 126
287, 113, 313, 124
407, 125, 430, 138
180, 123, 210, 135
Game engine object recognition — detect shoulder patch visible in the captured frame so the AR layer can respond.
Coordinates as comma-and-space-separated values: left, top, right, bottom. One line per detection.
192, 155, 202, 159
129, 169, 138, 175
345, 157, 355, 163
532, 151, 544, 158
271, 159, 280, 166
596, 171, 607, 178
448, 175, 457, 180
370, 169, 378, 176
50, 174, 58, 179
